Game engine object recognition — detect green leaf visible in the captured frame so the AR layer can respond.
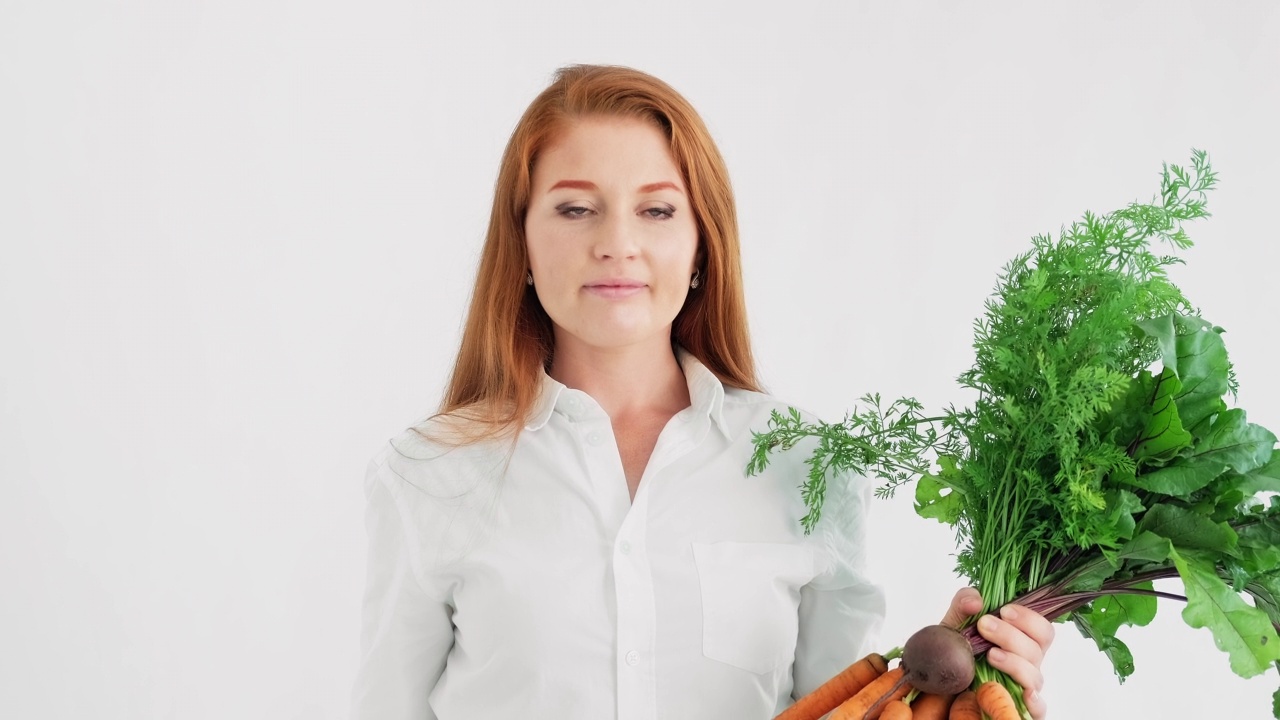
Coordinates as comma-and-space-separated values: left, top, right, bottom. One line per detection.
1082, 582, 1159, 635
1066, 562, 1119, 594
1099, 374, 1155, 450
1106, 489, 1144, 543
1125, 459, 1227, 496
1067, 531, 1171, 591
1238, 455, 1280, 496
1272, 685, 1279, 719
1137, 503, 1238, 553
915, 470, 963, 525
1073, 613, 1138, 683
1169, 314, 1231, 434
1118, 530, 1176, 564
1191, 471, 1250, 524
1127, 409, 1275, 495
1130, 368, 1194, 465
1226, 559, 1253, 592
1136, 314, 1178, 372
1170, 546, 1280, 678
1237, 516, 1280, 575
1251, 571, 1280, 609
1192, 409, 1277, 473
1244, 579, 1280, 627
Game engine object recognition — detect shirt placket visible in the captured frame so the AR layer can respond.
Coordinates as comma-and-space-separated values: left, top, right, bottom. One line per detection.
571, 396, 707, 720
613, 493, 656, 720
612, 413, 703, 720
568, 403, 648, 719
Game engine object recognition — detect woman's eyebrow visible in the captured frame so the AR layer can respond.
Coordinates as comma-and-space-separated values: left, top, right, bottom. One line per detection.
548, 179, 597, 192
546, 180, 684, 193
638, 181, 683, 194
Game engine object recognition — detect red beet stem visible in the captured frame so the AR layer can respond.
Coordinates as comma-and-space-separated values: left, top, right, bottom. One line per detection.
958, 569, 1185, 656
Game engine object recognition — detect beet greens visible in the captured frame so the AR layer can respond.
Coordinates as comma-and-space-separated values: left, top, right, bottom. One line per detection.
747, 150, 1280, 719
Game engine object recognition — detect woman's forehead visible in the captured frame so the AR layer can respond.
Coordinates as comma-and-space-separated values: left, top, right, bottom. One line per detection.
533, 117, 683, 189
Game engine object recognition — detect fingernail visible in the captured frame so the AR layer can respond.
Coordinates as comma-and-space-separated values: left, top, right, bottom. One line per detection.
979, 614, 998, 632
1001, 604, 1018, 620
989, 648, 1006, 661
1026, 688, 1039, 702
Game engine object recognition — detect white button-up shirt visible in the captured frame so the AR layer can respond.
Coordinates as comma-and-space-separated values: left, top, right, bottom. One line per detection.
351, 348, 886, 719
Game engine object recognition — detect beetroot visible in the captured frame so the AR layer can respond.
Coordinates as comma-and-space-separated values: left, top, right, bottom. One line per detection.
900, 624, 976, 696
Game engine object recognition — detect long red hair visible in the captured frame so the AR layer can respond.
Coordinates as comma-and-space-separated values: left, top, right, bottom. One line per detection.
427, 64, 761, 444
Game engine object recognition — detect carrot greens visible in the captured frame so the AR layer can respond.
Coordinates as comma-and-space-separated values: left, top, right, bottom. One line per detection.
748, 150, 1280, 718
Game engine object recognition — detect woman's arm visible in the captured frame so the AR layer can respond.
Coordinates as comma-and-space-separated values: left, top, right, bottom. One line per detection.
792, 471, 887, 701
350, 454, 454, 720
793, 578, 888, 701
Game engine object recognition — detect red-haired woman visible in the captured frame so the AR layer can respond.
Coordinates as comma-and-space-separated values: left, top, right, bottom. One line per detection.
351, 65, 1054, 720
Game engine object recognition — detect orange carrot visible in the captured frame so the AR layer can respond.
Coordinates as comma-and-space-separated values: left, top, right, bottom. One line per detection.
880, 699, 913, 720
975, 680, 1020, 720
948, 690, 980, 720
774, 652, 889, 720
910, 693, 954, 720
831, 667, 912, 720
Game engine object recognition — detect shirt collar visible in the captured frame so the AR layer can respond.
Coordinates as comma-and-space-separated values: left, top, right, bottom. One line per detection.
525, 373, 564, 432
524, 346, 732, 441
676, 346, 731, 441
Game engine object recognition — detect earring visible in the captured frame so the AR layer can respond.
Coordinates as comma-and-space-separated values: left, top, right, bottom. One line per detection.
690, 269, 701, 290
526, 272, 534, 286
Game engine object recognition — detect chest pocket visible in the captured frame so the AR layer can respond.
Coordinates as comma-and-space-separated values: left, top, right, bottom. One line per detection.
691, 541, 822, 675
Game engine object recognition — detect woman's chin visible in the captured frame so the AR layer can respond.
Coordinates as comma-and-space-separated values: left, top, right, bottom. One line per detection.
558, 325, 675, 353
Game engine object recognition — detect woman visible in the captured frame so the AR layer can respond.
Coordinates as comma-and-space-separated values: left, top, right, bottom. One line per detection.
352, 64, 1054, 719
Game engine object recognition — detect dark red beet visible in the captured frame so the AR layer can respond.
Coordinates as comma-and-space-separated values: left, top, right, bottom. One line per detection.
900, 624, 976, 696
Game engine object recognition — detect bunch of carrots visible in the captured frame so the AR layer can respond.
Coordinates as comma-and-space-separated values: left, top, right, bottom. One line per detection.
778, 650, 1018, 720
753, 151, 1280, 718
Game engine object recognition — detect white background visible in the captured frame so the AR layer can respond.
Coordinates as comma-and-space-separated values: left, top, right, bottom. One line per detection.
2, 1, 1278, 718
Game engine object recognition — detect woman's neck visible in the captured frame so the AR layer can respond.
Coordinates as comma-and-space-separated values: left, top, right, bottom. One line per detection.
548, 335, 691, 420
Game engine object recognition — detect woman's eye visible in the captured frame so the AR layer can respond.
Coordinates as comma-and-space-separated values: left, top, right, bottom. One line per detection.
558, 205, 591, 218
644, 207, 675, 220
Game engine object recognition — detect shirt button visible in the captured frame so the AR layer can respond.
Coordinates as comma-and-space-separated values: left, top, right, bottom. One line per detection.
587, 431, 603, 445
619, 540, 632, 555
625, 650, 640, 666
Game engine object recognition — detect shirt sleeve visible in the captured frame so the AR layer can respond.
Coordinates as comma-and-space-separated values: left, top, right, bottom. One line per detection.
791, 468, 888, 702
350, 449, 454, 720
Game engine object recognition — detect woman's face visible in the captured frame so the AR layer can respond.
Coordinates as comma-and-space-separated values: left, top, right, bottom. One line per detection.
525, 116, 700, 355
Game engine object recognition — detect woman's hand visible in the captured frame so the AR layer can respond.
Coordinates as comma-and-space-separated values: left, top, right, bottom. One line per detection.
939, 587, 1055, 720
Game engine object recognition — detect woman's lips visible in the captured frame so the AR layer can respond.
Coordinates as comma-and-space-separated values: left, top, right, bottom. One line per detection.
584, 284, 646, 299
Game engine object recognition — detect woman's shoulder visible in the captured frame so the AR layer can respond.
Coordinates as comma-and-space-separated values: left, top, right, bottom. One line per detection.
363, 417, 512, 574
721, 386, 873, 521
367, 414, 514, 501
721, 386, 828, 438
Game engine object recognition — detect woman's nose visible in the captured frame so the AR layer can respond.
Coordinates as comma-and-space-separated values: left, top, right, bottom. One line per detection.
593, 211, 640, 260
